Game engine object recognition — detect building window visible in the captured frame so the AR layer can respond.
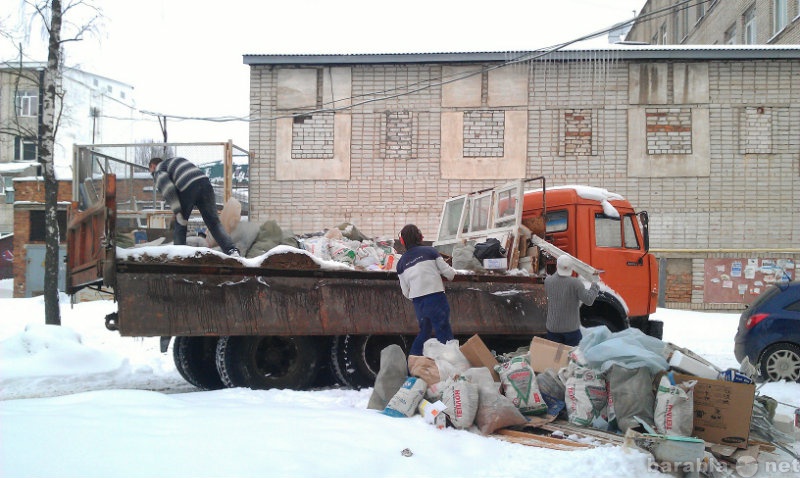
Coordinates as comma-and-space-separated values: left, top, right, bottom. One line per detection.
15, 89, 38, 117
774, 0, 788, 33
725, 24, 737, 44
106, 85, 112, 93
651, 33, 659, 45
15, 137, 38, 161
744, 6, 757, 44
29, 210, 68, 242
677, 4, 689, 41
660, 23, 668, 44
697, 3, 706, 22
120, 91, 126, 100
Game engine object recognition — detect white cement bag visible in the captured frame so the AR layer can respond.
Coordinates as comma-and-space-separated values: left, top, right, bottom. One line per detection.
383, 376, 427, 417
494, 355, 548, 416
441, 377, 479, 429
655, 374, 697, 436
565, 367, 609, 429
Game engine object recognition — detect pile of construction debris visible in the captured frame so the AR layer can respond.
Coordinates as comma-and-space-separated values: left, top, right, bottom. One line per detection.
368, 329, 799, 477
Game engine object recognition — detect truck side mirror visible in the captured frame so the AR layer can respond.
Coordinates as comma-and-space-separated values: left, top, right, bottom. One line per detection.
638, 211, 650, 252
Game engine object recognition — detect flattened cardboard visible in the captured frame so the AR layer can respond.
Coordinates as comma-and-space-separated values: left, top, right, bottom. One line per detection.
671, 372, 755, 449
460, 334, 500, 381
529, 336, 573, 373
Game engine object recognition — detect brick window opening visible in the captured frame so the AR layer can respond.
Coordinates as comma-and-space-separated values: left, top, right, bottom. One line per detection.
384, 111, 413, 160
740, 107, 773, 154
463, 110, 504, 158
291, 113, 334, 159
645, 108, 692, 155
563, 110, 593, 155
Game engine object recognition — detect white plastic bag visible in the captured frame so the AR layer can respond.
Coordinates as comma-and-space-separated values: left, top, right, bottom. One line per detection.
423, 339, 471, 380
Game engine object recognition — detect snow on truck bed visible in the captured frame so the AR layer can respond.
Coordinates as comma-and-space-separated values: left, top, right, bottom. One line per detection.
116, 244, 354, 271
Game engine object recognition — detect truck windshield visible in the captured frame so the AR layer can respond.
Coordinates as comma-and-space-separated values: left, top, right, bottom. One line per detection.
595, 213, 640, 249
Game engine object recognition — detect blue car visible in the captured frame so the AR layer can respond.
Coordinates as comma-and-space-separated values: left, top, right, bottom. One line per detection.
734, 281, 800, 382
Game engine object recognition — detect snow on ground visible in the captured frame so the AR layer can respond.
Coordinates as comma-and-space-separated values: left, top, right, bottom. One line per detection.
0, 278, 798, 477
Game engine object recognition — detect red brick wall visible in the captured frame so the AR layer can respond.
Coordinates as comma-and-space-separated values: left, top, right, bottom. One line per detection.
664, 258, 693, 303
12, 179, 72, 298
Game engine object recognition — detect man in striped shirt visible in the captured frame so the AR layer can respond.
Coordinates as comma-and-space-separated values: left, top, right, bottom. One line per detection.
149, 157, 239, 256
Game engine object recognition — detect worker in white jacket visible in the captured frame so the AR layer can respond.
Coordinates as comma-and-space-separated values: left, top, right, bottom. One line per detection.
396, 224, 456, 356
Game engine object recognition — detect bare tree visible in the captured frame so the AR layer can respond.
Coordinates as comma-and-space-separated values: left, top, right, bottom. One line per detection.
133, 140, 176, 167
7, 0, 100, 325
40, 0, 64, 325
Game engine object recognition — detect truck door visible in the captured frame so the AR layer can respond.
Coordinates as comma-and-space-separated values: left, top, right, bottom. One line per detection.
589, 211, 652, 317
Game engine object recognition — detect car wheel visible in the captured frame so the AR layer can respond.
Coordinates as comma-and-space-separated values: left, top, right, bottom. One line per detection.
759, 343, 800, 382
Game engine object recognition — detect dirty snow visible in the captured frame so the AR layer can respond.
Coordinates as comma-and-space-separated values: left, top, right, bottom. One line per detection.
0, 278, 798, 478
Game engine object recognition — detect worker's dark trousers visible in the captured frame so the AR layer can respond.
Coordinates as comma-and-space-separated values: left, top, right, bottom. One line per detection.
174, 179, 236, 253
409, 292, 454, 355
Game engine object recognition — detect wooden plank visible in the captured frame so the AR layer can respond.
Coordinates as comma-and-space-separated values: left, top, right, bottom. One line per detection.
538, 420, 625, 447
492, 429, 595, 451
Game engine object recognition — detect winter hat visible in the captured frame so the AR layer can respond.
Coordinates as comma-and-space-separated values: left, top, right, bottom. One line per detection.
556, 255, 573, 277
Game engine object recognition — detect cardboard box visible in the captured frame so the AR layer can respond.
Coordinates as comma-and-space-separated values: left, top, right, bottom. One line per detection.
671, 372, 755, 449
459, 334, 500, 381
529, 336, 573, 373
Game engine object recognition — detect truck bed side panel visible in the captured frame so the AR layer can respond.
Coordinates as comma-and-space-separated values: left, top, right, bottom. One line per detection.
115, 267, 547, 337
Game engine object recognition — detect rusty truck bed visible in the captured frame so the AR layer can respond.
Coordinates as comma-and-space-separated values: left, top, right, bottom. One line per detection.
114, 260, 547, 338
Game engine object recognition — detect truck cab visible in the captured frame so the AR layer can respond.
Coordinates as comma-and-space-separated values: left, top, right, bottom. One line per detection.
434, 178, 660, 337
523, 185, 659, 330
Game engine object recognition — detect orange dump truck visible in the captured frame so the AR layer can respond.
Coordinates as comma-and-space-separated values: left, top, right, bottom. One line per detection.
67, 169, 660, 392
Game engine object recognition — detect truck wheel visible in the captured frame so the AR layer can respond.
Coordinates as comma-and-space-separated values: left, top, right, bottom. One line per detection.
581, 315, 625, 332
330, 335, 408, 389
215, 336, 322, 390
173, 336, 225, 390
758, 343, 800, 382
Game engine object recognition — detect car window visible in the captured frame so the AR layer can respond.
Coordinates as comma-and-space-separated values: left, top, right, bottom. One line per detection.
750, 285, 780, 310
786, 299, 800, 312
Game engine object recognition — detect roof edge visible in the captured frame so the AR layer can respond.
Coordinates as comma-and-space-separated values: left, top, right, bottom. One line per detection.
243, 47, 800, 65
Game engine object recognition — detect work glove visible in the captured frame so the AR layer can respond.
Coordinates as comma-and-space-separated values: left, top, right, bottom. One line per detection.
590, 273, 601, 283
175, 213, 188, 226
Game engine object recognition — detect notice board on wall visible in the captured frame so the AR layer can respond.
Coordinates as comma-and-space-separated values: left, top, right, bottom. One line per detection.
704, 258, 795, 304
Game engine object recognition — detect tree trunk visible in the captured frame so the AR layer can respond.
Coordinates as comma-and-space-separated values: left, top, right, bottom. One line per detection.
41, 0, 63, 326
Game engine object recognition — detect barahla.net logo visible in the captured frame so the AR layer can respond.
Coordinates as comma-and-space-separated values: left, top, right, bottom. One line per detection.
649, 456, 799, 477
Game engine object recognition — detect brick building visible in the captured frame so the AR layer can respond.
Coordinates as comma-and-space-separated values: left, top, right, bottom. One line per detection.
11, 177, 72, 298
626, 0, 800, 45
243, 47, 799, 310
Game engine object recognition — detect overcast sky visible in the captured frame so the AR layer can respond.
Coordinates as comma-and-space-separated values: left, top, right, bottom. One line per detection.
2, 0, 644, 151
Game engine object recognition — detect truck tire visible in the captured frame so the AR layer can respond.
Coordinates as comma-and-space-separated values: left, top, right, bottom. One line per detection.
646, 320, 664, 340
173, 336, 225, 390
330, 335, 408, 389
581, 315, 625, 332
215, 335, 322, 390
